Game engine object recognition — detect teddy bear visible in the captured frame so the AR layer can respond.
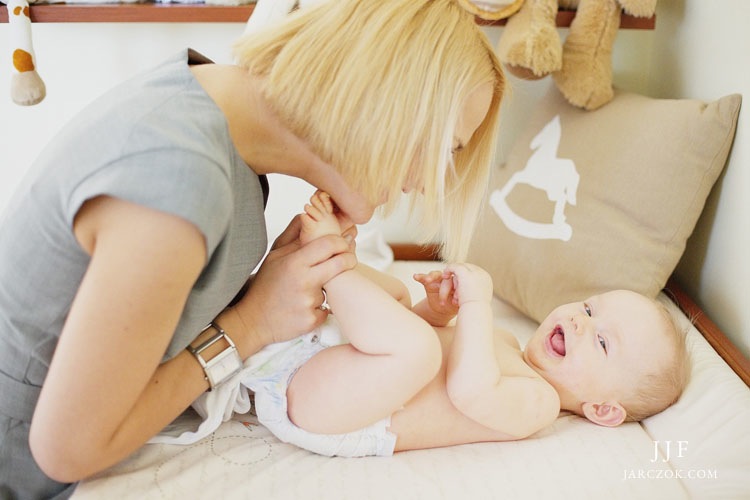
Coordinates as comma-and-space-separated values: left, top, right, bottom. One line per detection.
497, 0, 657, 110
3, 0, 45, 106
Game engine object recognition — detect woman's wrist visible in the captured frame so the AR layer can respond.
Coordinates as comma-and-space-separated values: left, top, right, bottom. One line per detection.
213, 307, 267, 360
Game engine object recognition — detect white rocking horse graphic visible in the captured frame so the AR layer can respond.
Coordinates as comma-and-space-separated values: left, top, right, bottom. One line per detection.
490, 115, 579, 241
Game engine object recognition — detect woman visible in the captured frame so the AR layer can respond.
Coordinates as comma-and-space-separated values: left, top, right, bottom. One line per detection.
0, 0, 504, 497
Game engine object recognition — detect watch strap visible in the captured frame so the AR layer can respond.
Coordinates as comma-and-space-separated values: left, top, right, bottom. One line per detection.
188, 321, 242, 391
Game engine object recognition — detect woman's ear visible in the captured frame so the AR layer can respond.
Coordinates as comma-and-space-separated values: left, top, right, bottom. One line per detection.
581, 401, 627, 427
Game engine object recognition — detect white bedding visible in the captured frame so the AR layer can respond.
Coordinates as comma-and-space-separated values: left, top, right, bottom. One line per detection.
72, 261, 750, 499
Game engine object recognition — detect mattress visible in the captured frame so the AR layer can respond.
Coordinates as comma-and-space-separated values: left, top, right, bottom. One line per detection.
72, 261, 750, 499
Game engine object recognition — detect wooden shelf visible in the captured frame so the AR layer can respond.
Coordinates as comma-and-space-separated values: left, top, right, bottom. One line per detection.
0, 3, 255, 23
1, 4, 654, 27
479, 9, 655, 29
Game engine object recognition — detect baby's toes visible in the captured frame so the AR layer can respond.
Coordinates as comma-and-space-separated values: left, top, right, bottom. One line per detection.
311, 192, 333, 215
319, 192, 334, 214
305, 204, 324, 222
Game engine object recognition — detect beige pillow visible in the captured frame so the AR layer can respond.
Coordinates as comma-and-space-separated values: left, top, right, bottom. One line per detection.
468, 88, 741, 322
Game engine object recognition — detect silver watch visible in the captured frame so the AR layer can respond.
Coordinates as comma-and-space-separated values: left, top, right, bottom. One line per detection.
188, 321, 242, 391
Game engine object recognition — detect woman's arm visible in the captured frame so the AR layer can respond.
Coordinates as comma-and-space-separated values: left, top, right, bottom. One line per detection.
30, 196, 211, 482
29, 196, 356, 482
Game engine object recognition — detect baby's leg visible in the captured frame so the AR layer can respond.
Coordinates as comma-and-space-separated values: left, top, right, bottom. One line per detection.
287, 268, 442, 435
290, 193, 440, 435
299, 191, 341, 245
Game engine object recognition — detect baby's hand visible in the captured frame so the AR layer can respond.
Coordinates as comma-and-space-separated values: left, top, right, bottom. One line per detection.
443, 263, 494, 306
413, 269, 460, 317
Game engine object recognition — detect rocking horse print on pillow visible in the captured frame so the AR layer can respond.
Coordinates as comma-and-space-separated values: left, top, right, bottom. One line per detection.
489, 115, 580, 242
3, 0, 45, 105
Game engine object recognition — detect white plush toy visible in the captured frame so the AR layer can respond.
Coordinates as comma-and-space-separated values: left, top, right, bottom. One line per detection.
244, 0, 323, 35
3, 0, 45, 106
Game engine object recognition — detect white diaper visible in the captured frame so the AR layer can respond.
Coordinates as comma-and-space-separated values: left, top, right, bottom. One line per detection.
248, 320, 397, 457
151, 317, 397, 457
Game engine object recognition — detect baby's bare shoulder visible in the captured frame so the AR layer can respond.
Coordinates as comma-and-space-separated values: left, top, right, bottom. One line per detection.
494, 327, 521, 349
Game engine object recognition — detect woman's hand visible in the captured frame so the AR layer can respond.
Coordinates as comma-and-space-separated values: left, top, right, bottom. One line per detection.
230, 214, 357, 347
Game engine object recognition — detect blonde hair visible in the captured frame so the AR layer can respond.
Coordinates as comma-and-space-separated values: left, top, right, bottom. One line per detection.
233, 0, 504, 261
623, 302, 691, 422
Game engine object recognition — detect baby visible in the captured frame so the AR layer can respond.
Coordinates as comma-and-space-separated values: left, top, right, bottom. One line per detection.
249, 191, 689, 456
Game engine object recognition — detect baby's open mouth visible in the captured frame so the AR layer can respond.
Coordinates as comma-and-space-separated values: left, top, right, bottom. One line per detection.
550, 326, 566, 356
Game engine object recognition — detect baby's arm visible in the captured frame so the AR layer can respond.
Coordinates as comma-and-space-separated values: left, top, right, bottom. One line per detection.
444, 264, 559, 438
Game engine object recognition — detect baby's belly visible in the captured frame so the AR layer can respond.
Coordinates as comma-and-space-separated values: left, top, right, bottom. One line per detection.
389, 373, 517, 452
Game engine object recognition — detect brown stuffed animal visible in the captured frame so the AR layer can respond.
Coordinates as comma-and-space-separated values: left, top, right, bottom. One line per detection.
497, 0, 656, 110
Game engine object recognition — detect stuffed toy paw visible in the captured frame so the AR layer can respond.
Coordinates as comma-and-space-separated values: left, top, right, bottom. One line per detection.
497, 0, 563, 80
3, 0, 45, 106
498, 0, 657, 110
552, 0, 622, 110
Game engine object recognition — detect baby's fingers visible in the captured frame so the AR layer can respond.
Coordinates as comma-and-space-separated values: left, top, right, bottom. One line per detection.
413, 270, 442, 284
438, 275, 455, 304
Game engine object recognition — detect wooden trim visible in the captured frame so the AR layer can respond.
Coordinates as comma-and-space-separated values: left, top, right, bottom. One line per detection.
665, 278, 750, 387
477, 10, 656, 30
0, 3, 255, 23
390, 243, 750, 387
389, 243, 440, 262
0, 4, 654, 26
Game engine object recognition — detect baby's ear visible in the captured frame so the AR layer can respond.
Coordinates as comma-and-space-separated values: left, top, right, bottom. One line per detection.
581, 401, 626, 427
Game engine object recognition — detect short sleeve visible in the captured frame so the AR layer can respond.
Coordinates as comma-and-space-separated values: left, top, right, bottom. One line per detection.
67, 149, 233, 258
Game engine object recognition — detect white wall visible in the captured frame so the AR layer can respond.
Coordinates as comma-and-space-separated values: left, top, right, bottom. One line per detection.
0, 22, 244, 206
1, 4, 747, 357
647, 0, 749, 358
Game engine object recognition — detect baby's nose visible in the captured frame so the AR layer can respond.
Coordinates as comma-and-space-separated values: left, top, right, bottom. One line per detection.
570, 315, 590, 335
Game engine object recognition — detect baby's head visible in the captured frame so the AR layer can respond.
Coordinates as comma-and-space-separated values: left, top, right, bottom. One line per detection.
524, 290, 689, 426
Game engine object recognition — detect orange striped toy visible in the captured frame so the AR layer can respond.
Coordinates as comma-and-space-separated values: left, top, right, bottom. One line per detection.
4, 0, 45, 105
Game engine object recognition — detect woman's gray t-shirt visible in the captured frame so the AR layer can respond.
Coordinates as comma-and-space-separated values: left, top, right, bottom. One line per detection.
0, 47, 269, 409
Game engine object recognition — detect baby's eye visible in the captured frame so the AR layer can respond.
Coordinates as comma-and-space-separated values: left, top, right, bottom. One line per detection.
584, 302, 592, 317
598, 335, 608, 354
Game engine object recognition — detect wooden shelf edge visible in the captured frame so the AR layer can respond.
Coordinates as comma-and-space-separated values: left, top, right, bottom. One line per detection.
390, 243, 441, 262
0, 3, 255, 23
1, 4, 654, 27
477, 9, 655, 29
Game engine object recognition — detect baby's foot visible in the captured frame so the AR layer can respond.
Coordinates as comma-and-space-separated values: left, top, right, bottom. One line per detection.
300, 191, 342, 245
